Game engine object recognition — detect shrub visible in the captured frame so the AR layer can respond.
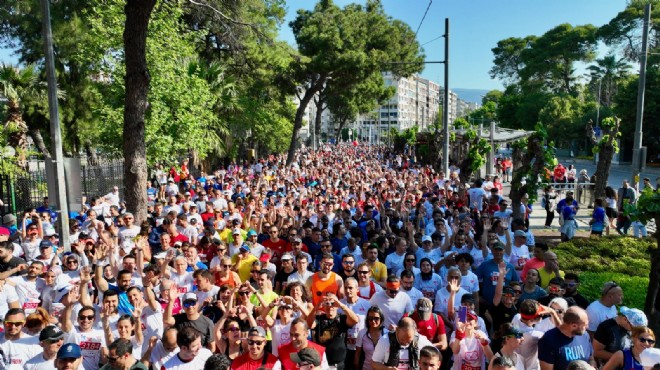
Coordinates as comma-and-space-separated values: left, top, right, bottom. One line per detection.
554, 236, 656, 278
577, 271, 648, 310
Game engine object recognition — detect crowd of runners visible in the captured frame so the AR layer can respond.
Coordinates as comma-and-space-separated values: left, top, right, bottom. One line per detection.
0, 143, 658, 370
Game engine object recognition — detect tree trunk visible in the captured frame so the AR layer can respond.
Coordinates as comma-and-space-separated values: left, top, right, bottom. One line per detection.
593, 143, 614, 200
510, 135, 546, 221
123, 0, 156, 224
286, 76, 326, 166
314, 97, 324, 149
28, 128, 51, 157
335, 118, 347, 144
84, 143, 100, 166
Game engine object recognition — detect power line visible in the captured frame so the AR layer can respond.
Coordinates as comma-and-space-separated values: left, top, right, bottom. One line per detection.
422, 35, 443, 46
414, 0, 433, 37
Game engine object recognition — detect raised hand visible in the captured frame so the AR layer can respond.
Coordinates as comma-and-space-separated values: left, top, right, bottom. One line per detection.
498, 261, 509, 276
448, 278, 461, 293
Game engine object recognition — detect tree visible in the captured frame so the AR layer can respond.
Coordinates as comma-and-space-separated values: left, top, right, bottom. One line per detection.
0, 64, 49, 169
285, 0, 424, 165
509, 126, 554, 220
587, 55, 631, 109
452, 117, 491, 185
489, 36, 536, 87
587, 117, 621, 199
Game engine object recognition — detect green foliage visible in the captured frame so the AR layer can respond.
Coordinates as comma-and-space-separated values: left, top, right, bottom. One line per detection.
627, 188, 660, 225
579, 272, 648, 309
554, 236, 655, 309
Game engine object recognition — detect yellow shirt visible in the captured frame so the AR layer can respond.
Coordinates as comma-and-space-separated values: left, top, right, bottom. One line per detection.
370, 261, 388, 283
538, 268, 565, 289
232, 253, 258, 282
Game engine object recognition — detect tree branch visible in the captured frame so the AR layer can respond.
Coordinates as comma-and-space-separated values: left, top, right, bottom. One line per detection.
188, 0, 255, 27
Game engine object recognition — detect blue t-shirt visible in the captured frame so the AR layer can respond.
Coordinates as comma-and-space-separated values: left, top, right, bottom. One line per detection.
107, 285, 135, 316
475, 259, 519, 305
591, 207, 606, 232
538, 328, 593, 370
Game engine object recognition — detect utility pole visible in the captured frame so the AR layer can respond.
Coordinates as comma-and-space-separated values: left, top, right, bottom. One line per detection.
41, 0, 70, 250
442, 18, 450, 175
631, 3, 650, 188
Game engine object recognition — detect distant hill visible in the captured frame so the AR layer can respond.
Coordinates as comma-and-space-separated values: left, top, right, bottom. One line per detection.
453, 88, 491, 104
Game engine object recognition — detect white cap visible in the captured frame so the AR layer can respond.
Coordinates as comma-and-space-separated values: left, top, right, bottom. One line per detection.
640, 348, 660, 367
232, 227, 241, 235
422, 235, 432, 243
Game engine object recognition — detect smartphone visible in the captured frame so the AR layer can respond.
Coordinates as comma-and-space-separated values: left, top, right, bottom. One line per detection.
458, 306, 468, 323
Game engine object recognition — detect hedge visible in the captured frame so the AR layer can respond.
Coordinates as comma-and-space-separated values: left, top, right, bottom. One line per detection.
553, 236, 656, 310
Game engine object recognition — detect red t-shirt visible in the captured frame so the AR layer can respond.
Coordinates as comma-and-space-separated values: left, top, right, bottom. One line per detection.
405, 311, 446, 342
230, 352, 280, 370
278, 342, 325, 370
263, 238, 288, 265
171, 233, 189, 244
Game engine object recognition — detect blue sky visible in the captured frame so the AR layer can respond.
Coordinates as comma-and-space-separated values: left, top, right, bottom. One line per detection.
0, 0, 629, 91
280, 0, 629, 90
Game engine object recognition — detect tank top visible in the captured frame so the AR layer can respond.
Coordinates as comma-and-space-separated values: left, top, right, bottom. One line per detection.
216, 271, 237, 288
310, 272, 339, 306
622, 349, 644, 370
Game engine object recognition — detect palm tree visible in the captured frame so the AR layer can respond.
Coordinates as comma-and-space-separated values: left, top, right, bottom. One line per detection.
587, 55, 631, 108
0, 64, 46, 169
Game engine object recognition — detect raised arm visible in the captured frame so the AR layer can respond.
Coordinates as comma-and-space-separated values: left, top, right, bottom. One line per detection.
79, 266, 95, 308
492, 262, 507, 307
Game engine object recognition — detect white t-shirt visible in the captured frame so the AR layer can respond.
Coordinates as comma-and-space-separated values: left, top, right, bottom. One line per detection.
460, 271, 480, 293
508, 245, 530, 278
8, 276, 46, 315
149, 341, 180, 369
467, 188, 488, 211
372, 332, 434, 370
358, 282, 383, 299
23, 353, 83, 370
0, 333, 41, 370
450, 330, 490, 370
0, 284, 19, 319
195, 286, 220, 305
434, 287, 468, 316
170, 271, 194, 293
271, 319, 292, 357
160, 348, 213, 370
21, 239, 41, 262
586, 300, 617, 332
65, 326, 106, 370
369, 291, 413, 328
385, 253, 406, 277
139, 305, 164, 352
490, 350, 525, 370
403, 288, 425, 308
341, 297, 372, 351
118, 225, 141, 248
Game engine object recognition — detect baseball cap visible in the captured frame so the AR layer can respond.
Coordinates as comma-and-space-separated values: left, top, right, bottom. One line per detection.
640, 348, 660, 367
2, 214, 16, 225
57, 343, 82, 359
503, 286, 516, 296
291, 236, 302, 243
40, 325, 66, 341
154, 252, 167, 260
501, 325, 523, 338
248, 327, 267, 338
232, 227, 241, 235
240, 244, 250, 253
421, 235, 432, 243
0, 227, 9, 236
291, 347, 322, 366
514, 230, 527, 238
620, 306, 648, 327
281, 253, 293, 261
259, 253, 271, 263
182, 293, 198, 302
416, 298, 433, 320
39, 240, 53, 249
492, 242, 505, 250
247, 230, 258, 237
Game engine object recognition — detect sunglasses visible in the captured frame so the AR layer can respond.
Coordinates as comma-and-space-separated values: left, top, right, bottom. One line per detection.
405, 259, 415, 262
248, 339, 265, 346
182, 300, 197, 308
358, 271, 369, 275
67, 260, 79, 264
238, 291, 250, 296
218, 249, 226, 253
566, 282, 578, 288
388, 289, 399, 295
222, 264, 232, 268
4, 321, 24, 326
78, 315, 95, 321
251, 270, 261, 273
639, 337, 656, 345
367, 316, 381, 322
603, 282, 619, 295
224, 327, 240, 333
342, 261, 354, 264
505, 333, 524, 339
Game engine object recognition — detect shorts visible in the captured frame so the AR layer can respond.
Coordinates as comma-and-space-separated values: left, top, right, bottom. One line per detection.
605, 207, 617, 219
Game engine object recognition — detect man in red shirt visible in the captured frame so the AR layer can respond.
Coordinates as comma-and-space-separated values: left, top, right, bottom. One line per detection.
230, 327, 280, 370
404, 298, 447, 350
262, 225, 288, 268
278, 318, 328, 370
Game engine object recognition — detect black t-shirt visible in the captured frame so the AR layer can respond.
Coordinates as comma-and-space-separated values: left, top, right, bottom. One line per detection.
314, 314, 350, 365
594, 318, 629, 355
565, 293, 590, 310
338, 269, 357, 281
174, 313, 215, 347
488, 302, 517, 333
274, 268, 295, 288
0, 256, 27, 276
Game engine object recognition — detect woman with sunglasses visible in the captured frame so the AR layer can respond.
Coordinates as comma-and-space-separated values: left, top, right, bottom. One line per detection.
214, 316, 249, 361
354, 306, 385, 370
229, 284, 257, 334
212, 256, 240, 288
602, 327, 655, 370
488, 323, 524, 370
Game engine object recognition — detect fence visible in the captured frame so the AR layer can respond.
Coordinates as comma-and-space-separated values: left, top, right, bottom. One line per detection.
0, 157, 125, 216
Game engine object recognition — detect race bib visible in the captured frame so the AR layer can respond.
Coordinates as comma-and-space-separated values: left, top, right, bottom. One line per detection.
422, 290, 435, 299
490, 272, 500, 286
80, 341, 102, 351
177, 286, 188, 293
